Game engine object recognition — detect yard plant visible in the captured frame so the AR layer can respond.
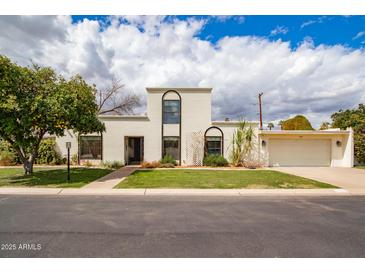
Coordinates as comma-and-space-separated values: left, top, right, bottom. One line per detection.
203, 154, 228, 167
230, 120, 258, 167
331, 104, 365, 164
0, 55, 104, 174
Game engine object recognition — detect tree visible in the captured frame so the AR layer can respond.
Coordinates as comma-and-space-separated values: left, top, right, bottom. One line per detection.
319, 121, 330, 130
97, 78, 141, 115
281, 115, 314, 130
331, 104, 365, 163
267, 122, 274, 130
0, 55, 105, 174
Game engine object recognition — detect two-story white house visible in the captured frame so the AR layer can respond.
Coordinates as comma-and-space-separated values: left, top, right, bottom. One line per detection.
55, 88, 354, 167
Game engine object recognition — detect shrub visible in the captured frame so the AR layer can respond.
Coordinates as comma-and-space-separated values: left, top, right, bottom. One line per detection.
159, 163, 175, 168
0, 150, 16, 166
102, 160, 124, 169
83, 160, 93, 167
0, 139, 21, 164
243, 159, 263, 169
159, 154, 177, 166
203, 154, 229, 167
141, 161, 161, 168
71, 154, 78, 165
36, 138, 62, 165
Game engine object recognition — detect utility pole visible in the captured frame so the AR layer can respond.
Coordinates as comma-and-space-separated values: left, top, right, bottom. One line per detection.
258, 92, 263, 130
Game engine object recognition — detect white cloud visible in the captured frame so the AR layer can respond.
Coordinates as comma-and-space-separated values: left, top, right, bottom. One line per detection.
353, 31, 365, 40
269, 26, 289, 36
300, 16, 328, 29
213, 16, 245, 24
0, 15, 364, 127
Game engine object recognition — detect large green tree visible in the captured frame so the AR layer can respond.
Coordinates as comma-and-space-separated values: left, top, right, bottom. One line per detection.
331, 104, 365, 164
0, 55, 105, 174
281, 115, 314, 130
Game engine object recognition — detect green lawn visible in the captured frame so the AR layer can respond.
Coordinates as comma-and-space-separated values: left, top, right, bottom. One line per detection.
355, 166, 365, 169
116, 169, 336, 189
0, 167, 113, 188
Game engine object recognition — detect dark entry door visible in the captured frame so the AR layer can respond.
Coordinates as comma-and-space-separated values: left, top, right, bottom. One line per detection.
126, 137, 144, 165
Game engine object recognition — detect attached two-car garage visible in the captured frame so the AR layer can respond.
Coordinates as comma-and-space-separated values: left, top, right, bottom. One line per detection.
268, 139, 331, 167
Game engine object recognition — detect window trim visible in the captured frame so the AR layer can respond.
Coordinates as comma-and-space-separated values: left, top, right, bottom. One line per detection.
78, 134, 103, 161
204, 126, 224, 156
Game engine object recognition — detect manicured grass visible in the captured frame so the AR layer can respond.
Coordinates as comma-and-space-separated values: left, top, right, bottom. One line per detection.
355, 166, 365, 169
0, 167, 113, 188
116, 169, 336, 189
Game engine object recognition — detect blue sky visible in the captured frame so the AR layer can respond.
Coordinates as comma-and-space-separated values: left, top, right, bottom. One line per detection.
72, 15, 365, 49
1, 15, 365, 127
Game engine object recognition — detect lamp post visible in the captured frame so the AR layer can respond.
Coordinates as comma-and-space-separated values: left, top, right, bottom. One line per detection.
66, 142, 71, 182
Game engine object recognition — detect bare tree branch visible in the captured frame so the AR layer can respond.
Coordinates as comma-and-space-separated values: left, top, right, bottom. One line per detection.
97, 79, 141, 115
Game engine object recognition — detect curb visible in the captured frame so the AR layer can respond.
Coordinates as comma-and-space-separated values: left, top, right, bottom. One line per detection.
0, 188, 363, 196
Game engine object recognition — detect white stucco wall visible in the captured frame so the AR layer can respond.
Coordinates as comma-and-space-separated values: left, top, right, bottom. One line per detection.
55, 130, 78, 159
53, 87, 354, 168
259, 131, 354, 167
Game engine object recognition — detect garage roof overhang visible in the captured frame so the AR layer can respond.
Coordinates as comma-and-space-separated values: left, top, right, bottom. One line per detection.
259, 130, 350, 136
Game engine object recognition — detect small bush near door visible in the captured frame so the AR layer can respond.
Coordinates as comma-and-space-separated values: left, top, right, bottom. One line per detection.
203, 154, 229, 167
160, 154, 177, 166
141, 158, 176, 168
102, 161, 124, 169
141, 161, 161, 168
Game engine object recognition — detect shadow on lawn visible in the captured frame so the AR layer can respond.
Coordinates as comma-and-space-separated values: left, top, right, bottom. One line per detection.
8, 168, 112, 187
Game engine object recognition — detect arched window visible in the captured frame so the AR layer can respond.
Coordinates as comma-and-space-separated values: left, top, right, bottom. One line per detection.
204, 126, 224, 156
161, 90, 181, 163
162, 91, 181, 124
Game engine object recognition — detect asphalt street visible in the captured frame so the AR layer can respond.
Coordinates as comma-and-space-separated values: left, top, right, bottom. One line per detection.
0, 195, 364, 257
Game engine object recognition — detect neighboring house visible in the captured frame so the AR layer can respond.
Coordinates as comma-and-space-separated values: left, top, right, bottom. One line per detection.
55, 88, 354, 167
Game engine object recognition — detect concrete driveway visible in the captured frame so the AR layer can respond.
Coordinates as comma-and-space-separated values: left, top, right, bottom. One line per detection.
272, 167, 365, 193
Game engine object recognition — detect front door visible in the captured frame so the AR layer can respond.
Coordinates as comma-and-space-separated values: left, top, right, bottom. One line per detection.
126, 137, 144, 165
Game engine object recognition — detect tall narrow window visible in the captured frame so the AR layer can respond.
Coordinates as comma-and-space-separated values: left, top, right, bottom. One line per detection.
80, 136, 102, 160
163, 100, 180, 124
205, 136, 222, 155
163, 137, 179, 160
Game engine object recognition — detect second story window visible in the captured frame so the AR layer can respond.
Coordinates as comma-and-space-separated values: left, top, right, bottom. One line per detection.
163, 100, 180, 124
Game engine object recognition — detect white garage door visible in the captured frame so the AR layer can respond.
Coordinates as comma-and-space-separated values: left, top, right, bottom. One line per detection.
269, 139, 331, 167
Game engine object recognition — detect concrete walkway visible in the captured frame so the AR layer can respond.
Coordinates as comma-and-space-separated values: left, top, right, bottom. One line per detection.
82, 166, 138, 189
272, 167, 365, 194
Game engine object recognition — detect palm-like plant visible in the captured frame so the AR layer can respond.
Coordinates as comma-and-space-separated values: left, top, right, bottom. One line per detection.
230, 120, 256, 166
267, 122, 274, 130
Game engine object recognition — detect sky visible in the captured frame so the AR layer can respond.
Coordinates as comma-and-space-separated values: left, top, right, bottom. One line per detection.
1, 15, 365, 128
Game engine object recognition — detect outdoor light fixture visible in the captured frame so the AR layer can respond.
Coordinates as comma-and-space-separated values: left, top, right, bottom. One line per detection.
66, 142, 71, 181
336, 140, 342, 147
262, 140, 266, 147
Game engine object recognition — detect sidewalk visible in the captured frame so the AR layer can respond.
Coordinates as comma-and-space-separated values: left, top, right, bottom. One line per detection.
81, 166, 138, 189
0, 187, 362, 196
